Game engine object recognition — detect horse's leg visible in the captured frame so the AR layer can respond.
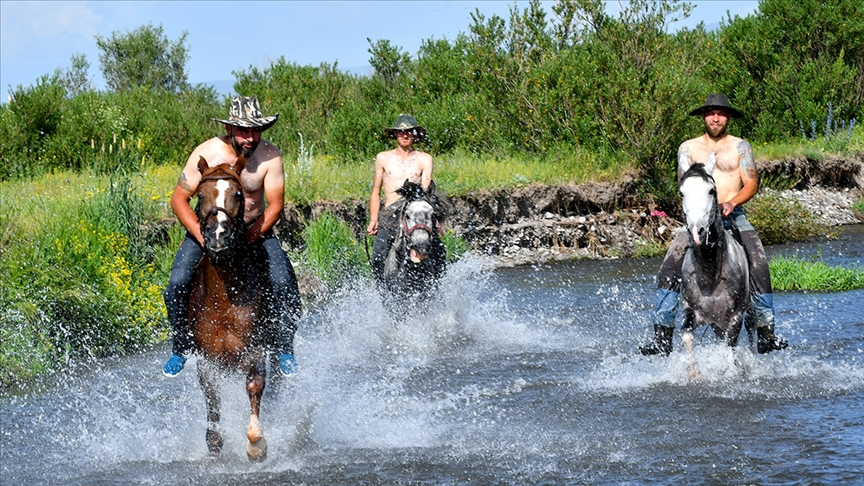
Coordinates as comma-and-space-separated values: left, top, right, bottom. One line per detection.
244, 354, 267, 462
197, 360, 223, 457
725, 314, 744, 347
681, 309, 699, 381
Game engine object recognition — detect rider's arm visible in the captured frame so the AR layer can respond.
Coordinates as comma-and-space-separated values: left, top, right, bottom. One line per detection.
722, 140, 759, 216
246, 146, 285, 243
420, 153, 433, 190
676, 143, 690, 184
367, 155, 384, 234
171, 158, 205, 246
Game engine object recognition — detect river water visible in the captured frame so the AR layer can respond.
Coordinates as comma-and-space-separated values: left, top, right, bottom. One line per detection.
3, 226, 863, 485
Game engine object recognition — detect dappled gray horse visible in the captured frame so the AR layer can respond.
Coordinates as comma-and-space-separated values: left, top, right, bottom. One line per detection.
678, 152, 750, 350
379, 180, 447, 311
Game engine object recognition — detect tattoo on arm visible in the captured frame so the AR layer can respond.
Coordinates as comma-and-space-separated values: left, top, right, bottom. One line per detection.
738, 141, 757, 180
177, 172, 192, 192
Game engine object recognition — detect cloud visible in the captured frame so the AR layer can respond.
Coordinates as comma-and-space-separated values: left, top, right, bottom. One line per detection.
1, 1, 101, 50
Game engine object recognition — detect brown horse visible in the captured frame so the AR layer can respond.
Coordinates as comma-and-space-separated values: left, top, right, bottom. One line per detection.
189, 155, 273, 461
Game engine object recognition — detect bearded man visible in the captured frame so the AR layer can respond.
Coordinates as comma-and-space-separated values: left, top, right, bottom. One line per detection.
639, 94, 788, 356
162, 96, 301, 377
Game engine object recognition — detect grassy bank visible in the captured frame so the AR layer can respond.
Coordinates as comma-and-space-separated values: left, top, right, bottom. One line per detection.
770, 254, 864, 291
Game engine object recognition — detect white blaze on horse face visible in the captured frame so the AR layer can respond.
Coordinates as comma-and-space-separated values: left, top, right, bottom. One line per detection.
213, 180, 230, 240
680, 176, 714, 246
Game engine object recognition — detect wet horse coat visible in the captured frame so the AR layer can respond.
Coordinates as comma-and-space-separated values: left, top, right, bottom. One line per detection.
189, 156, 273, 461
678, 152, 750, 346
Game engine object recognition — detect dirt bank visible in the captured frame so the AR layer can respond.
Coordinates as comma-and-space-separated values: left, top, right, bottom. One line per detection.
276, 153, 864, 267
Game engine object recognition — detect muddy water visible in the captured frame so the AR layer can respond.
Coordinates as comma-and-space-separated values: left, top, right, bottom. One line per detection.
2, 226, 863, 484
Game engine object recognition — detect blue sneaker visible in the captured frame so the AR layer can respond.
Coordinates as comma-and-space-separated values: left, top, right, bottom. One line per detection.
279, 353, 297, 376
163, 353, 186, 377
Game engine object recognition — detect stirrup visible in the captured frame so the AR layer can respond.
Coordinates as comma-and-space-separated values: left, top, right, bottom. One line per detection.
163, 353, 187, 377
279, 353, 298, 376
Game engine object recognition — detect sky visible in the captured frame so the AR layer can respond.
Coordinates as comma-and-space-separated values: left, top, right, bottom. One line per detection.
0, 1, 759, 103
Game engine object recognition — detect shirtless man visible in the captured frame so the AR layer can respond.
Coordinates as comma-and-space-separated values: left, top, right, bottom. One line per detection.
639, 94, 788, 356
162, 96, 301, 377
366, 114, 434, 283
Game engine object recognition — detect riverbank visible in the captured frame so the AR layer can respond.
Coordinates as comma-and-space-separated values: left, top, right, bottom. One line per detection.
277, 153, 864, 269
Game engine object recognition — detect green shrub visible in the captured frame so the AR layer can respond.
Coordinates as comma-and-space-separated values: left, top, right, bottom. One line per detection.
441, 229, 469, 263
0, 171, 172, 386
746, 191, 838, 245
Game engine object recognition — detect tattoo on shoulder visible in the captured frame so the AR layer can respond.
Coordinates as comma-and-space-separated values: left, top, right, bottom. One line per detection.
737, 141, 757, 179
178, 172, 192, 192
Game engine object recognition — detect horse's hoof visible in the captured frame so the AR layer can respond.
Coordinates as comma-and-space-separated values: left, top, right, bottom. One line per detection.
246, 437, 267, 462
247, 415, 263, 443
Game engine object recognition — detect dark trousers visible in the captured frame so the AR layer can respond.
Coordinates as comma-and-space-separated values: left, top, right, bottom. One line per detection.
370, 202, 403, 283
163, 232, 301, 356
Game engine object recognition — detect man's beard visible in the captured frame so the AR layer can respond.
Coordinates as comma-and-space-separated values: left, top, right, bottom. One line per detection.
704, 121, 727, 138
231, 136, 259, 158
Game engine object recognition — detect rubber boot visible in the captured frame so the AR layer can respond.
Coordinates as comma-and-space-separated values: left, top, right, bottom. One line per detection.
751, 293, 788, 354
639, 288, 679, 356
639, 324, 675, 356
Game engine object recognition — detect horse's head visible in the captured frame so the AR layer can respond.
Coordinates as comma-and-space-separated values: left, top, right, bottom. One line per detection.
678, 151, 719, 247
195, 156, 246, 257
397, 180, 437, 263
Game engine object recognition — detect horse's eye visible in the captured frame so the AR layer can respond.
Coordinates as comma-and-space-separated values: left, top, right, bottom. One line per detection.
709, 189, 715, 196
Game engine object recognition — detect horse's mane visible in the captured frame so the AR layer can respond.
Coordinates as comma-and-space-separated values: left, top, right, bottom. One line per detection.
679, 163, 714, 188
396, 179, 449, 222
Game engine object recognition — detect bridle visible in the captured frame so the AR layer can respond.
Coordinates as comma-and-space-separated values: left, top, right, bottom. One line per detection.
197, 172, 245, 247
399, 197, 435, 239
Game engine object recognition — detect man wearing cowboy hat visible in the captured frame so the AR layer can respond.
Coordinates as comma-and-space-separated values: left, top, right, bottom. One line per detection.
367, 114, 437, 283
162, 96, 302, 377
639, 94, 788, 356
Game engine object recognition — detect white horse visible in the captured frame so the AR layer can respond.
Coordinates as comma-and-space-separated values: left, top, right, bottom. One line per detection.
678, 152, 750, 376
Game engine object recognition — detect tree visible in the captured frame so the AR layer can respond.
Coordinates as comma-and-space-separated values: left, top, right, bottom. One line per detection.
367, 38, 411, 88
59, 53, 93, 97
96, 23, 190, 92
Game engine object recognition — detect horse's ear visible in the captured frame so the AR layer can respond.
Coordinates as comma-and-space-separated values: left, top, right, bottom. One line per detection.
197, 156, 209, 174
234, 155, 247, 174
704, 151, 716, 175
427, 180, 436, 195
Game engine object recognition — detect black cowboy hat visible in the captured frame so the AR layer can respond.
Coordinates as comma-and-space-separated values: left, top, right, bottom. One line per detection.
212, 96, 279, 131
383, 114, 428, 141
688, 94, 745, 119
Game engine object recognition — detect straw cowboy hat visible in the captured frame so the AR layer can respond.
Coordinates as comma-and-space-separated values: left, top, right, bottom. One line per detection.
383, 114, 427, 141
212, 96, 279, 131
688, 94, 745, 119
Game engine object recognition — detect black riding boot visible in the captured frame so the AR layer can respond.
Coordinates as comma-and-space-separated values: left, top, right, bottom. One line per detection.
639, 325, 674, 356
757, 324, 788, 354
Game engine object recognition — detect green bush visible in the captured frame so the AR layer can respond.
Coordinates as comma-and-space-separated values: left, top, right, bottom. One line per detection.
746, 191, 838, 245
0, 172, 172, 386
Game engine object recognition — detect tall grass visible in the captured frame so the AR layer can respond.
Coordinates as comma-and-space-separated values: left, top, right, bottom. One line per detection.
294, 211, 370, 289
0, 170, 174, 386
770, 254, 864, 291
